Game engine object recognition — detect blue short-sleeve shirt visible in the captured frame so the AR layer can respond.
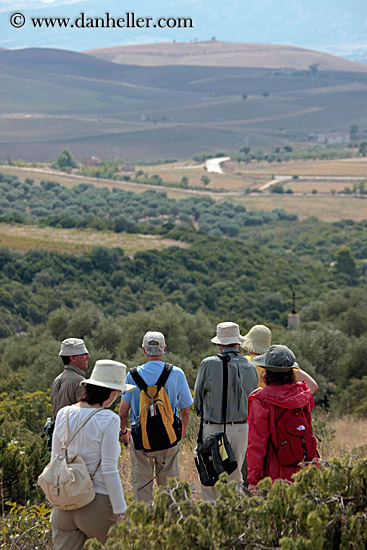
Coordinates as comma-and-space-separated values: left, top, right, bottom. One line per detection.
122, 360, 193, 423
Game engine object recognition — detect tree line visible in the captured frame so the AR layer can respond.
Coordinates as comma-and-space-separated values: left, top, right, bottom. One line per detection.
0, 173, 296, 238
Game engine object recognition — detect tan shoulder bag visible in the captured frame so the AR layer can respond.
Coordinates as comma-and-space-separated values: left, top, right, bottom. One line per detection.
38, 407, 102, 510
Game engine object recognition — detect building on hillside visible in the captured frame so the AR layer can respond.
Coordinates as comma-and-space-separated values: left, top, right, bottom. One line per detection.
82, 156, 101, 167
307, 133, 350, 145
120, 162, 135, 172
287, 291, 300, 330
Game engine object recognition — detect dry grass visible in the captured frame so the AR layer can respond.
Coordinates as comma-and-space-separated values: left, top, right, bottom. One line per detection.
117, 415, 367, 503
233, 158, 367, 177
240, 194, 367, 222
142, 161, 257, 192
283, 179, 359, 193
118, 435, 201, 504
0, 223, 189, 256
84, 41, 367, 72
329, 417, 367, 456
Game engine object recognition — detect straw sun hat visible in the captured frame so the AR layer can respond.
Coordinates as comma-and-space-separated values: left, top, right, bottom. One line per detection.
241, 325, 272, 355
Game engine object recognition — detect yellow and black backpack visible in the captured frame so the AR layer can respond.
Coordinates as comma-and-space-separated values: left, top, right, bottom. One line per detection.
130, 363, 182, 452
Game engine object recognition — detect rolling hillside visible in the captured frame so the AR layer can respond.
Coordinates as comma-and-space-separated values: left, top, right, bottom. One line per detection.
1, 43, 367, 162
84, 41, 367, 72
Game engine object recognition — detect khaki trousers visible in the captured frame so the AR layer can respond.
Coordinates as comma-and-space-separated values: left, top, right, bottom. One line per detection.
51, 493, 117, 550
130, 438, 180, 503
201, 422, 248, 502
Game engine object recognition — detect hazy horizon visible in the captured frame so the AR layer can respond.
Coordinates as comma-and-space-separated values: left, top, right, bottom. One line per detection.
0, 0, 366, 63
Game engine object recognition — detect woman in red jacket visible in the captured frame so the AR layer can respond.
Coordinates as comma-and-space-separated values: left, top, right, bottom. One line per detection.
246, 345, 318, 494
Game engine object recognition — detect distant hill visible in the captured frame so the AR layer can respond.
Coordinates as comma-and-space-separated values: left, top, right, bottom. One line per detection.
1, 45, 367, 162
1, 0, 366, 63
84, 41, 367, 73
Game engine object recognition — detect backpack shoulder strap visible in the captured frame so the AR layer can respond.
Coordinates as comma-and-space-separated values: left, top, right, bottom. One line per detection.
130, 367, 148, 392
62, 408, 102, 449
216, 352, 231, 364
216, 353, 231, 431
156, 363, 173, 391
130, 363, 173, 396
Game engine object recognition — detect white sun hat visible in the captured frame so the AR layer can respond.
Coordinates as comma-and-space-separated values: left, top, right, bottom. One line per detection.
81, 360, 136, 392
211, 322, 244, 345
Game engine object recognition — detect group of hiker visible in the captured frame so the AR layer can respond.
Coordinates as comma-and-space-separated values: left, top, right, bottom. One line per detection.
47, 322, 319, 549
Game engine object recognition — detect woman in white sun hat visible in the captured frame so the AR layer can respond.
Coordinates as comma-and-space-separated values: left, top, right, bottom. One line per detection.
50, 360, 135, 550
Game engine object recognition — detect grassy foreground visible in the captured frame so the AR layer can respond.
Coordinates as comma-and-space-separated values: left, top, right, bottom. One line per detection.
2, 415, 366, 550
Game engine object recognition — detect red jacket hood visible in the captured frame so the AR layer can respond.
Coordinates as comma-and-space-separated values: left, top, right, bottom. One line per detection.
248, 381, 314, 410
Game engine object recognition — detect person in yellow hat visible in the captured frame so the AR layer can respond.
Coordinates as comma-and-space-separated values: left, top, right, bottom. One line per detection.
241, 325, 272, 389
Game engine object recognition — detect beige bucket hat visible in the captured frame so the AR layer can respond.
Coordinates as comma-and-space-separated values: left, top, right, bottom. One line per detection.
211, 322, 244, 345
59, 338, 89, 356
81, 360, 136, 392
241, 325, 272, 355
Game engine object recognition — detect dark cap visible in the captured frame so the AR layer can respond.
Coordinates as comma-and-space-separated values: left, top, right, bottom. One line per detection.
252, 345, 299, 372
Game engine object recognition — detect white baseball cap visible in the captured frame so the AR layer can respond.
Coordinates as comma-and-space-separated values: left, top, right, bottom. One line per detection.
142, 331, 166, 355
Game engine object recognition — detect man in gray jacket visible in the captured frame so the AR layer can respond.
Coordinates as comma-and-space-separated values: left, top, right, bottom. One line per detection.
194, 322, 258, 501
50, 338, 91, 419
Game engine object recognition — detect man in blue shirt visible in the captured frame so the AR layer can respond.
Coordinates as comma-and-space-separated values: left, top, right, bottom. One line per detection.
119, 331, 193, 503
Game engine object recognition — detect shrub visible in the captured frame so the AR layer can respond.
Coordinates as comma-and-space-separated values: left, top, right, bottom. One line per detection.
86, 457, 367, 550
1, 502, 51, 550
271, 183, 285, 194
331, 377, 367, 417
0, 433, 49, 505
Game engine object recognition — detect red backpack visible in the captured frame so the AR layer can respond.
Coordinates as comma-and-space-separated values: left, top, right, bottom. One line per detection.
270, 406, 318, 467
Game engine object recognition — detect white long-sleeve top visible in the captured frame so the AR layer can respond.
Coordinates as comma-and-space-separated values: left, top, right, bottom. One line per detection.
52, 405, 126, 514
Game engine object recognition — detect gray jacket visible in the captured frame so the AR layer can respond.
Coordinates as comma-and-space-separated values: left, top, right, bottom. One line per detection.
50, 365, 86, 419
194, 349, 258, 423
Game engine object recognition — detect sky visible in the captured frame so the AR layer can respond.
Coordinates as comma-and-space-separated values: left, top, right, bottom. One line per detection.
0, 0, 366, 60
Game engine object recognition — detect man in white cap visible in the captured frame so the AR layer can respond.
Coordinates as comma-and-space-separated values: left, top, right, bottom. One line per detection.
194, 321, 258, 501
118, 331, 193, 503
50, 338, 91, 419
